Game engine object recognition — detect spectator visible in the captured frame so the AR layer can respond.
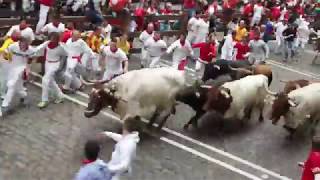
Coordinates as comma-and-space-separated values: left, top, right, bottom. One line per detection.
299, 136, 320, 180
74, 139, 113, 180
36, 0, 54, 35
99, 116, 140, 180
184, 0, 196, 18
235, 20, 248, 42
85, 0, 105, 25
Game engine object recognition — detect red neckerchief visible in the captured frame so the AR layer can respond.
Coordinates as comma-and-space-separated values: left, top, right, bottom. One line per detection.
11, 36, 19, 42
82, 159, 95, 165
52, 22, 60, 28
147, 30, 153, 35
48, 41, 59, 49
19, 25, 27, 31
180, 40, 185, 47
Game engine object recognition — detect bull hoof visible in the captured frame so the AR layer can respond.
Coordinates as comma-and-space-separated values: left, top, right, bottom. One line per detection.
183, 124, 189, 130
259, 117, 264, 122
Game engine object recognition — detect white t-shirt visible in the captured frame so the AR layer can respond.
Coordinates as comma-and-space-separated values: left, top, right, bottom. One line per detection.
197, 18, 209, 35
166, 40, 194, 62
42, 22, 65, 34
139, 31, 154, 46
64, 38, 93, 57
6, 25, 35, 42
36, 41, 67, 62
7, 42, 36, 67
101, 46, 128, 74
253, 4, 263, 18
275, 22, 287, 37
145, 38, 167, 57
188, 17, 200, 33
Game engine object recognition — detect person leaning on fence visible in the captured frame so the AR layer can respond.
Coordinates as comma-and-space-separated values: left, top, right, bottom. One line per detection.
36, 0, 55, 35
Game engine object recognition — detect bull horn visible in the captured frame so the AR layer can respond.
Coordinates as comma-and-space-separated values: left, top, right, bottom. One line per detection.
279, 80, 289, 83
288, 98, 298, 107
200, 85, 212, 89
228, 65, 253, 74
80, 75, 97, 86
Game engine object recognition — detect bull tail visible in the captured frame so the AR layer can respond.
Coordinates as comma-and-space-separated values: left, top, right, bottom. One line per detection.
263, 79, 277, 95
268, 73, 273, 86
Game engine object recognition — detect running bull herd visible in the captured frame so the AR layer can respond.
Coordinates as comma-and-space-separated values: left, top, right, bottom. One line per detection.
83, 60, 320, 138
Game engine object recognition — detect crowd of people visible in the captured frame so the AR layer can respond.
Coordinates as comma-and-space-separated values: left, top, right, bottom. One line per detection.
0, 0, 320, 179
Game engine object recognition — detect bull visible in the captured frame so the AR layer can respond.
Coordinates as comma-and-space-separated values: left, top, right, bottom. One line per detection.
267, 83, 320, 137
176, 75, 233, 129
202, 74, 277, 126
177, 64, 273, 130
84, 67, 186, 131
279, 79, 311, 94
202, 60, 273, 86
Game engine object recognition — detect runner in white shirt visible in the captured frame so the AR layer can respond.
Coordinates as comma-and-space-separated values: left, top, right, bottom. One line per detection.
41, 15, 65, 35
100, 41, 128, 81
220, 31, 236, 61
186, 11, 201, 44
139, 23, 154, 68
1, 38, 37, 116
62, 30, 94, 92
166, 34, 194, 70
251, 2, 264, 27
144, 32, 167, 68
102, 20, 112, 45
274, 19, 287, 54
194, 16, 210, 43
35, 32, 67, 109
6, 18, 35, 43
297, 18, 311, 51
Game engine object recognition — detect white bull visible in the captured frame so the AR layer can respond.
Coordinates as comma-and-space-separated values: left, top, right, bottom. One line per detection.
203, 74, 276, 124
84, 67, 187, 130
268, 83, 320, 136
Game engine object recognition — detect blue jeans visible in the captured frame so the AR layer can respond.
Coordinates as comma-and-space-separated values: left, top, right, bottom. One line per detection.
283, 41, 295, 60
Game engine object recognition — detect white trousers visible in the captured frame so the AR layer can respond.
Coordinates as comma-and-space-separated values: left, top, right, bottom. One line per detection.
140, 48, 148, 66
194, 33, 207, 44
36, 4, 50, 34
187, 32, 196, 44
2, 66, 27, 107
82, 53, 100, 71
172, 58, 185, 70
0, 59, 10, 97
64, 57, 82, 90
148, 56, 161, 68
251, 15, 261, 27
248, 54, 266, 65
42, 61, 63, 102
